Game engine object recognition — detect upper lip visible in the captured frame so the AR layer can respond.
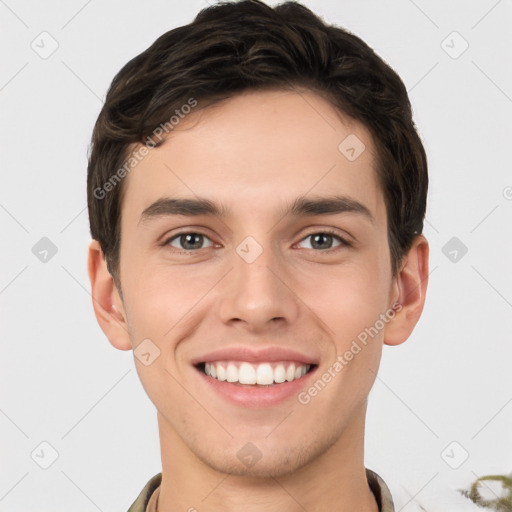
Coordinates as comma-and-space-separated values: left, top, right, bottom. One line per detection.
191, 346, 319, 366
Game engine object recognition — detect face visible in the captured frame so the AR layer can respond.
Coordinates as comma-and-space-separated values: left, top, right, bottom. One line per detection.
114, 89, 401, 477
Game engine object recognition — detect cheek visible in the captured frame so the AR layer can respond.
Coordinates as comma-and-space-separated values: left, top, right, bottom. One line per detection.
309, 262, 390, 340
121, 261, 216, 342
120, 264, 202, 402
310, 273, 387, 404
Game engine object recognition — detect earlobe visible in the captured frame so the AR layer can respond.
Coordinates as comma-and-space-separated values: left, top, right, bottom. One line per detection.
87, 240, 132, 351
384, 235, 429, 346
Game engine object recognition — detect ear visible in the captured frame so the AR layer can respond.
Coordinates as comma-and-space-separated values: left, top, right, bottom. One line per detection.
384, 234, 429, 346
87, 240, 132, 351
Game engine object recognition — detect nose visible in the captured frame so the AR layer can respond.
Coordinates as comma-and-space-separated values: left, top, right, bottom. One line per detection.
217, 240, 301, 333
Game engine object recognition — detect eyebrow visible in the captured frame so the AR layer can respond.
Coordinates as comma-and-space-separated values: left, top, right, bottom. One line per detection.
138, 194, 375, 225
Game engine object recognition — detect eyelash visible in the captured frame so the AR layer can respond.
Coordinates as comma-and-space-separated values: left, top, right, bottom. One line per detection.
161, 229, 352, 253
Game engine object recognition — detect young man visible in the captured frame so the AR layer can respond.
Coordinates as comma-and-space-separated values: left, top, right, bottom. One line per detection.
87, 1, 429, 511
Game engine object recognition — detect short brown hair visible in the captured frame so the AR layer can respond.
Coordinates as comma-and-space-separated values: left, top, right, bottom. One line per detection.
87, 0, 428, 290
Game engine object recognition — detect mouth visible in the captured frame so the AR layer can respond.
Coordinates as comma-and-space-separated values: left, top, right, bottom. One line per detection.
190, 346, 320, 407
194, 361, 318, 387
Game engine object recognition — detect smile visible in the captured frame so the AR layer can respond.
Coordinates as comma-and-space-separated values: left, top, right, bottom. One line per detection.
198, 361, 315, 386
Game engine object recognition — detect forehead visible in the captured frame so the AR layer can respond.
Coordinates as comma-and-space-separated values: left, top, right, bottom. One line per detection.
120, 89, 385, 226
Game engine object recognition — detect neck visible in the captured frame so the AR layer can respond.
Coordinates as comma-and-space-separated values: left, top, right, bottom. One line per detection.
155, 402, 378, 512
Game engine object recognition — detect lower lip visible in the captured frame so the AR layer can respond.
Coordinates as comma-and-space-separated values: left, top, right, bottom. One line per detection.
195, 365, 318, 408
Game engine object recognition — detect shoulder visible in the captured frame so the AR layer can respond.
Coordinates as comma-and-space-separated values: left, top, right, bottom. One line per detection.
126, 473, 162, 512
366, 468, 395, 512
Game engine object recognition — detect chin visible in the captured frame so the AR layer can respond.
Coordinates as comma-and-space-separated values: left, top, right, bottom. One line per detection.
195, 440, 321, 479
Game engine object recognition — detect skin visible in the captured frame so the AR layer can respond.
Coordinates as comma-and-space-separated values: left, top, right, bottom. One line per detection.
88, 89, 429, 512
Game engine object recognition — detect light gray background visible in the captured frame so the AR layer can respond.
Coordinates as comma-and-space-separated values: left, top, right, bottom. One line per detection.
1, 1, 511, 511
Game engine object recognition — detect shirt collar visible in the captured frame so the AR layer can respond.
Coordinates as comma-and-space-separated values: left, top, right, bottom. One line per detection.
127, 468, 395, 512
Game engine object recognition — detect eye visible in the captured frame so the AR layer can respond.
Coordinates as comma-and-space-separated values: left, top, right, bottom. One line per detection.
297, 231, 351, 251
165, 232, 214, 251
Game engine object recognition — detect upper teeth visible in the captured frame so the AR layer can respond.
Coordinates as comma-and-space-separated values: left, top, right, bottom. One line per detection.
204, 361, 311, 385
